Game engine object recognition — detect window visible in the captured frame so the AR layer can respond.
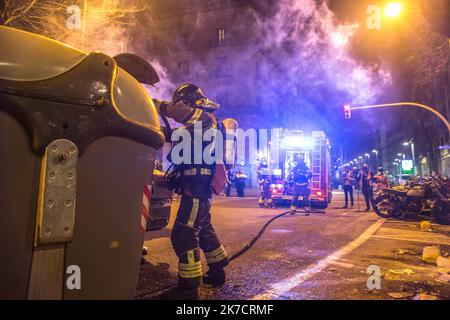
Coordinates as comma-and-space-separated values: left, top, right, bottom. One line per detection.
217, 27, 226, 46
178, 61, 189, 75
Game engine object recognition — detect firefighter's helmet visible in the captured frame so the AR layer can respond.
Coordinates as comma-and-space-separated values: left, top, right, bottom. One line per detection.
172, 83, 220, 112
260, 158, 268, 167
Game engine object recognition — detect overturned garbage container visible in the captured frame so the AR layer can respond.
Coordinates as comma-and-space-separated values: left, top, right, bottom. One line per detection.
0, 26, 165, 299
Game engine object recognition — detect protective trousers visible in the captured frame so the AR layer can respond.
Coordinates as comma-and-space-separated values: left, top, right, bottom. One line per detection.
291, 184, 310, 210
171, 195, 229, 288
258, 183, 272, 207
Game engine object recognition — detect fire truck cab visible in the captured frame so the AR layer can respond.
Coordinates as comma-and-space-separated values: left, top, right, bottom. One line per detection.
269, 130, 332, 209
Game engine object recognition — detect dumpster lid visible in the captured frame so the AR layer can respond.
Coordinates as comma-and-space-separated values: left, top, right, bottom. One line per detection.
0, 26, 87, 81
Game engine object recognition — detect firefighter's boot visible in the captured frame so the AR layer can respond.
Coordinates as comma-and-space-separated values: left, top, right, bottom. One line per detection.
258, 197, 265, 208
203, 269, 226, 287
290, 206, 297, 214
160, 285, 199, 300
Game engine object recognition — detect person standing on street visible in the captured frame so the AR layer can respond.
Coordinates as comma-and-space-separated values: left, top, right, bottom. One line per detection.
234, 168, 248, 197
374, 167, 389, 191
342, 166, 355, 209
290, 154, 312, 215
357, 164, 376, 211
257, 158, 273, 208
225, 169, 234, 197
153, 84, 234, 299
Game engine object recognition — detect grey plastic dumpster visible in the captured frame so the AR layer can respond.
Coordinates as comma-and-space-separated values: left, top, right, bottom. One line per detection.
0, 26, 165, 299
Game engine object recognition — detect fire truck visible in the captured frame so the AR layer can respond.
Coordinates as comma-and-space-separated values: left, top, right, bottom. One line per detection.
268, 130, 332, 209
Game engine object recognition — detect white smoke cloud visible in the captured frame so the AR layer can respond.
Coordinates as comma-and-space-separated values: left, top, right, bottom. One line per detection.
254, 0, 392, 108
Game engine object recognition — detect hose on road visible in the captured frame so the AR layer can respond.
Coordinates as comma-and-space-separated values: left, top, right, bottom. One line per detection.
136, 208, 309, 299
229, 210, 292, 261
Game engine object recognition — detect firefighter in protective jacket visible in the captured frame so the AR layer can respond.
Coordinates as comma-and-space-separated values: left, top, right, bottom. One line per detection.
290, 154, 312, 214
257, 158, 272, 208
153, 84, 234, 299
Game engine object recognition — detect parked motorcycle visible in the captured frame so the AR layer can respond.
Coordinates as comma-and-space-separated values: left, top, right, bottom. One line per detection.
374, 177, 450, 224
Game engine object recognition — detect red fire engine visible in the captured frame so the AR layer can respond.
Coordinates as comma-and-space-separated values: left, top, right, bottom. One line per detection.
268, 130, 332, 209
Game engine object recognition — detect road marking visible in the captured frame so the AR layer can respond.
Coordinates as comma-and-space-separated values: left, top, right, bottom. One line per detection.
329, 260, 355, 269
251, 219, 385, 300
372, 235, 450, 246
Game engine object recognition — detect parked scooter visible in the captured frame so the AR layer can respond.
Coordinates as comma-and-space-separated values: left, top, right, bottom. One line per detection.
374, 176, 450, 224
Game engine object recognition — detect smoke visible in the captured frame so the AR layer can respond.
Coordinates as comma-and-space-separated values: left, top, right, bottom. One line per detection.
133, 0, 392, 130
249, 0, 392, 124
9, 0, 391, 131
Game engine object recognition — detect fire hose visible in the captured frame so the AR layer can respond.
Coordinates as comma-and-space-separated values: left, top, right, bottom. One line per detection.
135, 208, 311, 299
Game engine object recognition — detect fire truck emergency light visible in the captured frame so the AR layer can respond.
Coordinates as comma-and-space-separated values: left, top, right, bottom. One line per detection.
281, 136, 313, 149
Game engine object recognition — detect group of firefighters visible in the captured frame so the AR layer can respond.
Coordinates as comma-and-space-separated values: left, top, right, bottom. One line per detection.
148, 81, 390, 300
256, 154, 313, 214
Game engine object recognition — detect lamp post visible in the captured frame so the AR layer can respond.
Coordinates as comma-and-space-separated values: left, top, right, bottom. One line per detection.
372, 149, 379, 166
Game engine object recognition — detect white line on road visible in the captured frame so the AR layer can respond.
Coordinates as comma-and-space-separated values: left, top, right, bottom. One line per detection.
251, 219, 385, 300
371, 235, 450, 246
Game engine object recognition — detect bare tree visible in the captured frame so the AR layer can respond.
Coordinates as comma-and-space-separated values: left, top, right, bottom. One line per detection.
0, 0, 148, 44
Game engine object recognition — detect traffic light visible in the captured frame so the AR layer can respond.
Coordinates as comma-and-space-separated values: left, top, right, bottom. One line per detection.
344, 104, 352, 119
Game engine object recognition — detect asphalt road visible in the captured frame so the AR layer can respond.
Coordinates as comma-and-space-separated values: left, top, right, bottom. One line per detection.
136, 191, 450, 300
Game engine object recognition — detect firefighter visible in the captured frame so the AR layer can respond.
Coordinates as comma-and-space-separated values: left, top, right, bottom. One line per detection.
153, 84, 231, 299
234, 167, 248, 197
257, 158, 273, 208
225, 169, 234, 197
357, 164, 376, 211
290, 154, 312, 215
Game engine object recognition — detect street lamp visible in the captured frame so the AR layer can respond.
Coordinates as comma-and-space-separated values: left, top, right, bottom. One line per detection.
372, 149, 379, 166
385, 2, 402, 18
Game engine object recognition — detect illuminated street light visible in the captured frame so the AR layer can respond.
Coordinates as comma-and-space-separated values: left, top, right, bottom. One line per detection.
364, 153, 370, 157
385, 2, 402, 18
372, 150, 378, 154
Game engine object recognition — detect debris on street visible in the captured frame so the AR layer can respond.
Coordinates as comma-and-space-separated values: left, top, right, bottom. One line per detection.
388, 292, 416, 299
422, 246, 442, 264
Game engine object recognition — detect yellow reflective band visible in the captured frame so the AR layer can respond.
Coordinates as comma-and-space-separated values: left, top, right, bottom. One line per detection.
179, 269, 203, 279
187, 199, 199, 228
206, 251, 228, 264
179, 262, 201, 271
204, 245, 225, 258
184, 169, 197, 176
200, 168, 212, 175
258, 198, 264, 204
187, 250, 195, 265
186, 108, 203, 125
